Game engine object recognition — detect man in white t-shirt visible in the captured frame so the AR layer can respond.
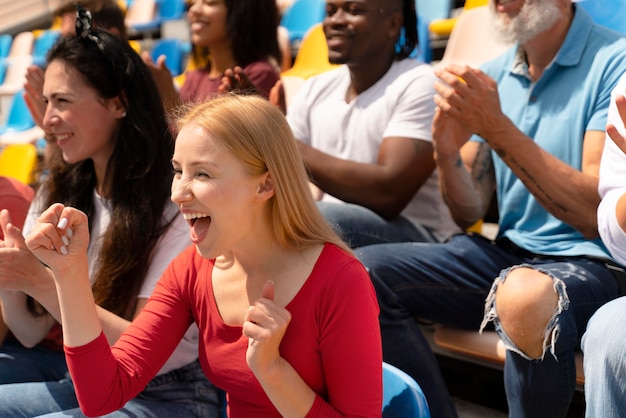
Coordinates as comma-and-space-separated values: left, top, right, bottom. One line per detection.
279, 0, 460, 248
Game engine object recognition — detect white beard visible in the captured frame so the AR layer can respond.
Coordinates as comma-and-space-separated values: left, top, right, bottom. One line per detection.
490, 0, 562, 45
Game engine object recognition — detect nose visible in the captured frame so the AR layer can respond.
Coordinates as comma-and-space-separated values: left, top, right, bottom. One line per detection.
171, 175, 193, 206
325, 7, 347, 24
42, 103, 60, 131
187, 0, 200, 17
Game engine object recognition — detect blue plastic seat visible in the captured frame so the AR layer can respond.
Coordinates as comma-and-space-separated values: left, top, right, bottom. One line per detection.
577, 0, 626, 35
0, 34, 12, 59
382, 362, 431, 418
280, 0, 326, 51
131, 0, 186, 33
151, 38, 188, 77
32, 30, 60, 67
0, 90, 36, 135
0, 58, 7, 85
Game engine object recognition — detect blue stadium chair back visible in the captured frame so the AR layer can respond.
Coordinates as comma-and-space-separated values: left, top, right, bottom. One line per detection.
151, 38, 186, 77
0, 58, 7, 84
0, 34, 12, 58
577, 0, 626, 35
159, 0, 186, 21
382, 362, 431, 418
32, 30, 60, 67
280, 0, 326, 48
0, 91, 36, 135
415, 0, 453, 22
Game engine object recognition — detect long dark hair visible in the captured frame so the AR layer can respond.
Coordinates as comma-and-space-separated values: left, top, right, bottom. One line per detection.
191, 0, 282, 70
34, 26, 175, 320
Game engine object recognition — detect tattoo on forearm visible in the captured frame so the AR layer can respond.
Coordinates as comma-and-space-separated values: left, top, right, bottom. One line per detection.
494, 147, 568, 213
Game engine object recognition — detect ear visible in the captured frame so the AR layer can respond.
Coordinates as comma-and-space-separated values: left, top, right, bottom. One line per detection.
387, 11, 403, 40
257, 172, 275, 201
108, 95, 127, 119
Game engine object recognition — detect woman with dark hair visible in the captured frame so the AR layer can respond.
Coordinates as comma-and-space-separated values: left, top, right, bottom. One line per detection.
0, 10, 220, 417
144, 0, 282, 117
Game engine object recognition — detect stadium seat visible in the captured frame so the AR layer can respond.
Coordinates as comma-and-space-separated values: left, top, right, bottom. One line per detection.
382, 362, 431, 418
0, 143, 39, 185
280, 0, 326, 54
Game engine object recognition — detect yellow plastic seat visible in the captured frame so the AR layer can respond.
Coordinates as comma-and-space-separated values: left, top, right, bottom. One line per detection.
280, 23, 338, 80
429, 0, 489, 38
0, 143, 38, 185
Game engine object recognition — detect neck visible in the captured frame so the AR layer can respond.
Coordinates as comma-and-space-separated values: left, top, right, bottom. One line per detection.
346, 51, 396, 101
207, 43, 237, 78
523, 5, 574, 81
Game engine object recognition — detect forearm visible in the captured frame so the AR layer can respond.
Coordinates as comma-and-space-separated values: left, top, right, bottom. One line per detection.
53, 263, 102, 348
95, 305, 135, 346
0, 290, 56, 347
255, 357, 317, 418
301, 142, 432, 219
438, 153, 490, 229
488, 123, 601, 237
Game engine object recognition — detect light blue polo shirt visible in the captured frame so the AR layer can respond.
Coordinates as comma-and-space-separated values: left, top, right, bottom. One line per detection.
476, 5, 626, 257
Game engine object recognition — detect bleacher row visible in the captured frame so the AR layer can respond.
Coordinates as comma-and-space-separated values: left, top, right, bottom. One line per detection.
2, 0, 626, 411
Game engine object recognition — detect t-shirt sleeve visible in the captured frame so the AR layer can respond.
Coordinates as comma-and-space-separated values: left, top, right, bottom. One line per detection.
382, 66, 437, 142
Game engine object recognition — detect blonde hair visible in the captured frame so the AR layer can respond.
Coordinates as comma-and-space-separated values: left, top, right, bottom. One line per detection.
176, 94, 351, 253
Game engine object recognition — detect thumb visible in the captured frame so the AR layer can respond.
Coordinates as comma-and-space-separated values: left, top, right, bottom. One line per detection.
6, 222, 27, 249
261, 280, 274, 301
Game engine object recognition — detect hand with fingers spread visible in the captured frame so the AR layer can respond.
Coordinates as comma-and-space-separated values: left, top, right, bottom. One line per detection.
23, 65, 47, 130
219, 66, 262, 97
243, 281, 291, 376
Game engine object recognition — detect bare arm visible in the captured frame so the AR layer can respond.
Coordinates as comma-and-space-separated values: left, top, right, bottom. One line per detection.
432, 106, 496, 229
25, 204, 102, 347
435, 64, 602, 238
0, 211, 147, 347
299, 136, 436, 220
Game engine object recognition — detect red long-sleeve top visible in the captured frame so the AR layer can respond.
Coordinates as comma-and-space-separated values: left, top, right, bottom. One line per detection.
65, 244, 383, 417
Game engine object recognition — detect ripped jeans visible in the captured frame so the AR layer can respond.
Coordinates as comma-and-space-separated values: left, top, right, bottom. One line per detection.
356, 233, 620, 418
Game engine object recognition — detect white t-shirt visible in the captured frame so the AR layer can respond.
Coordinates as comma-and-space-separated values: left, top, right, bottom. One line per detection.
287, 59, 460, 241
24, 189, 198, 375
598, 73, 626, 266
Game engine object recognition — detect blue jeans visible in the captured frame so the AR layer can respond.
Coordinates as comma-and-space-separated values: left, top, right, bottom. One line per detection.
356, 233, 620, 418
581, 296, 626, 418
317, 201, 437, 248
0, 359, 221, 417
0, 339, 67, 384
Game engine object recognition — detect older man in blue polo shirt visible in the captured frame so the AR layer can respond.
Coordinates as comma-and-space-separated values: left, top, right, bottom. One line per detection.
356, 1, 626, 417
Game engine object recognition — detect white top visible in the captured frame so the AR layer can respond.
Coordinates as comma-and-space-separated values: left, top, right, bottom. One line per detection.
286, 59, 460, 242
25, 189, 198, 375
598, 73, 626, 266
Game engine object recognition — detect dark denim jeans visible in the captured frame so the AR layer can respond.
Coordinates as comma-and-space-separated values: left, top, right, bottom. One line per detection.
356, 233, 620, 418
317, 201, 437, 248
0, 359, 221, 417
